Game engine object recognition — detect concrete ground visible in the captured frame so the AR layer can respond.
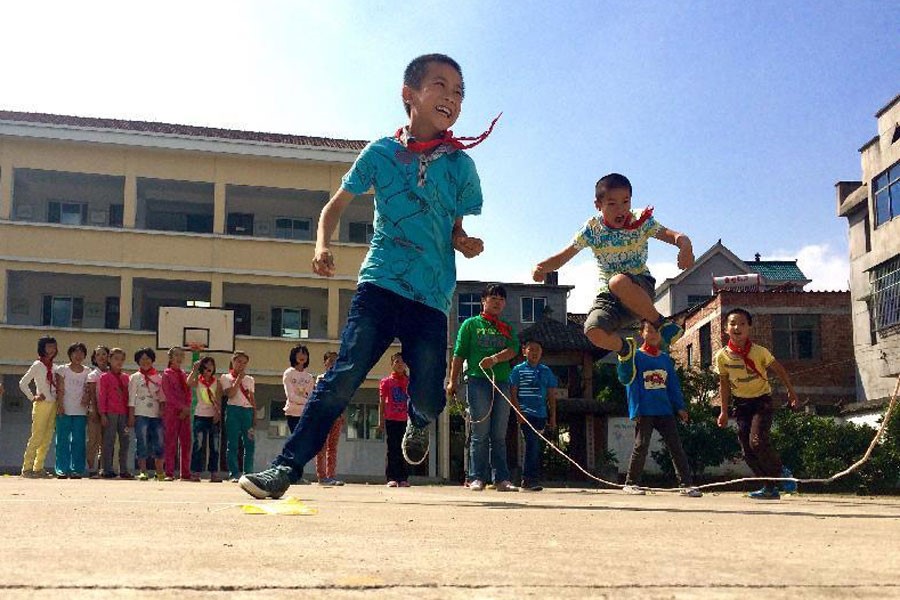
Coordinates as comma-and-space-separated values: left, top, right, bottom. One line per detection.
1, 477, 899, 599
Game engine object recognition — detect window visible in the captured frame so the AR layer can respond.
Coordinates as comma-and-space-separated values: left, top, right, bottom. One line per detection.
226, 303, 252, 336
48, 201, 87, 225
346, 403, 383, 440
699, 323, 712, 367
866, 298, 878, 345
686, 344, 694, 368
873, 160, 900, 227
108, 204, 124, 228
42, 296, 84, 328
227, 213, 255, 236
687, 294, 711, 308
271, 307, 310, 339
186, 300, 210, 308
105, 296, 120, 329
521, 297, 546, 323
349, 221, 374, 243
870, 254, 900, 331
773, 314, 821, 360
274, 217, 311, 241
458, 293, 481, 322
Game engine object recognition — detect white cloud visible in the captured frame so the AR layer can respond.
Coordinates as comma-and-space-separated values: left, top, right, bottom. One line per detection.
767, 243, 850, 291
558, 259, 596, 314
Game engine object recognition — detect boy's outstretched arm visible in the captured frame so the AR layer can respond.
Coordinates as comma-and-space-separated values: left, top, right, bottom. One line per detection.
768, 360, 799, 408
533, 245, 580, 282
452, 218, 484, 259
654, 228, 694, 270
312, 189, 355, 277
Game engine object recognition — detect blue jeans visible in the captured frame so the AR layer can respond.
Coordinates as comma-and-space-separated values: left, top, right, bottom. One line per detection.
467, 377, 511, 483
521, 415, 547, 482
134, 416, 164, 460
274, 283, 448, 480
191, 416, 220, 474
55, 414, 86, 475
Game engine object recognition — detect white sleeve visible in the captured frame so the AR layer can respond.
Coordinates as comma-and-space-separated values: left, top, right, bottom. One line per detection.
19, 362, 38, 398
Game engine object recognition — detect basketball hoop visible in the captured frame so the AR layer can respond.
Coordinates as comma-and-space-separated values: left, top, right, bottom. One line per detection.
187, 341, 207, 353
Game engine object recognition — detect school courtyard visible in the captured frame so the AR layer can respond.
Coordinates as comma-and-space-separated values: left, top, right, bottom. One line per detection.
1, 478, 898, 599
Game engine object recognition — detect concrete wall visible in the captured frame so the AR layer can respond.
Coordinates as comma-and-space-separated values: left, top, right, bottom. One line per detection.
839, 96, 900, 402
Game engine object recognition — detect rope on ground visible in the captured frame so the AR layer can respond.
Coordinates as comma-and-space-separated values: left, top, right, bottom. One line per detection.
478, 365, 900, 494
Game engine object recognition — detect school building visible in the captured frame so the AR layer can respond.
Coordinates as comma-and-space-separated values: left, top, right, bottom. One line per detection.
836, 94, 900, 426
0, 110, 442, 478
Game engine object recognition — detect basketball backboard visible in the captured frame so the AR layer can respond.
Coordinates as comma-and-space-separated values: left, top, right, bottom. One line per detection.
156, 306, 235, 353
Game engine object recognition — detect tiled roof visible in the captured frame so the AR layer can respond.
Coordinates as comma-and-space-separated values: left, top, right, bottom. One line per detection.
521, 314, 607, 358
0, 110, 369, 151
746, 260, 809, 283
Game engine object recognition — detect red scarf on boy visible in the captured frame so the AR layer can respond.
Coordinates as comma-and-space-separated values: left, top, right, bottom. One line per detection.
395, 113, 501, 154
640, 342, 660, 357
727, 339, 767, 380
139, 367, 158, 390
603, 206, 654, 231
480, 312, 512, 340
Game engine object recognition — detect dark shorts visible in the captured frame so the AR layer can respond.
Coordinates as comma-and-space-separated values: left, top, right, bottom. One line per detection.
584, 273, 656, 334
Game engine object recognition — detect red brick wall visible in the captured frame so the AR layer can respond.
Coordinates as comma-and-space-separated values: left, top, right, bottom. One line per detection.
671, 292, 855, 407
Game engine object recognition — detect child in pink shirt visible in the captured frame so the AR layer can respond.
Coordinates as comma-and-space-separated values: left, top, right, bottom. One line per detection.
378, 352, 411, 487
98, 348, 132, 479
161, 347, 192, 481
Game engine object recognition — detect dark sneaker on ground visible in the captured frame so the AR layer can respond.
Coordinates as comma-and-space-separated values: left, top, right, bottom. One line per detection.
616, 337, 638, 385
779, 466, 798, 493
748, 486, 780, 500
401, 420, 430, 465
239, 465, 293, 500
658, 320, 683, 351
679, 486, 703, 498
520, 481, 543, 492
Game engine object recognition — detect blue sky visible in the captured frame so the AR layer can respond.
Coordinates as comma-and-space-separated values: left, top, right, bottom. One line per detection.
2, 1, 898, 311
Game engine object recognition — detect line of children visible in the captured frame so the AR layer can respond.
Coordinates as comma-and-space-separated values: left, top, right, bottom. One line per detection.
98, 348, 132, 479
129, 347, 164, 481
161, 347, 193, 481
54, 342, 90, 478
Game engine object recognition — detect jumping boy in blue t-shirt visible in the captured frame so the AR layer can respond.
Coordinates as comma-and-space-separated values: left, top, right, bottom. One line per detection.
240, 53, 491, 499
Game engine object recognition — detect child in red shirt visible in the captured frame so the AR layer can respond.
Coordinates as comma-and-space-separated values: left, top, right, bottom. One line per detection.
378, 352, 411, 487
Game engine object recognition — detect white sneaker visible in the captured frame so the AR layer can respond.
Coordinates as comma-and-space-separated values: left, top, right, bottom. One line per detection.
469, 479, 485, 491
623, 485, 646, 495
495, 480, 518, 492
680, 487, 703, 498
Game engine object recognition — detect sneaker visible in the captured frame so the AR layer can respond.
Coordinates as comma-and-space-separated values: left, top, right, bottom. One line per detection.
387, 480, 399, 488
680, 487, 703, 498
658, 320, 684, 351
520, 481, 544, 492
239, 465, 293, 500
318, 477, 334, 486
616, 337, 638, 385
33, 470, 51, 479
20, 470, 34, 479
190, 475, 201, 483
156, 472, 166, 482
332, 479, 345, 486
623, 485, 646, 495
136, 472, 149, 481
101, 471, 117, 479
779, 466, 798, 493
55, 472, 68, 479
69, 472, 83, 480
748, 486, 780, 500
495, 480, 518, 492
88, 471, 100, 479
401, 420, 430, 465
164, 476, 175, 482
229, 477, 239, 483
210, 473, 223, 483
469, 479, 486, 491
119, 472, 134, 480
398, 481, 411, 488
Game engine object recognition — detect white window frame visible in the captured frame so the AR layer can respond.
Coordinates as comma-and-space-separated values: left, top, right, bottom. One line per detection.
272, 306, 311, 339
348, 221, 375, 244
274, 217, 312, 241
48, 200, 87, 226
346, 403, 383, 441
521, 297, 547, 323
458, 293, 481, 323
870, 255, 900, 332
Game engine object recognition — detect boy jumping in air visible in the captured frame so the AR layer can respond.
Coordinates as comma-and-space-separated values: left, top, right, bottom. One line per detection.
240, 53, 491, 499
533, 173, 693, 358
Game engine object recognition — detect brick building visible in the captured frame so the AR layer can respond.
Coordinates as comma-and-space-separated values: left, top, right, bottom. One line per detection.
670, 290, 855, 411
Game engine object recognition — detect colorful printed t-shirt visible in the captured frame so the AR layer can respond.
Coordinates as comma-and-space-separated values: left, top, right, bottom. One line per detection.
282, 367, 315, 418
379, 372, 410, 422
572, 209, 662, 293
221, 372, 255, 408
341, 137, 484, 315
713, 343, 774, 399
509, 362, 558, 418
617, 349, 685, 419
453, 315, 519, 382
128, 371, 163, 418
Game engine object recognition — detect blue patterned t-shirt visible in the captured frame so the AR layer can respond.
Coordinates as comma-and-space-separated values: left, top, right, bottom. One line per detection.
341, 137, 483, 314
572, 209, 662, 293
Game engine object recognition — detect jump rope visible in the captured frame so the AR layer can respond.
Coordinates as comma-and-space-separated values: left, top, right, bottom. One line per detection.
454, 362, 900, 494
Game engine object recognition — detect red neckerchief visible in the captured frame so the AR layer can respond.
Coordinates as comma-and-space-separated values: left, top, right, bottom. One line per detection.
479, 312, 512, 340
727, 339, 767, 380
603, 206, 654, 231
139, 367, 158, 390
230, 370, 251, 400
640, 343, 660, 357
111, 370, 128, 400
39, 357, 56, 394
199, 374, 216, 402
395, 113, 501, 154
169, 365, 190, 397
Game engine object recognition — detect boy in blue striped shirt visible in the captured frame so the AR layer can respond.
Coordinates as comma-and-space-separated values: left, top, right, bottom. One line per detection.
510, 339, 558, 492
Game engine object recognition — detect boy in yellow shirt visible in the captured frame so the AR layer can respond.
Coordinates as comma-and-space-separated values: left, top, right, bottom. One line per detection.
715, 308, 798, 500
